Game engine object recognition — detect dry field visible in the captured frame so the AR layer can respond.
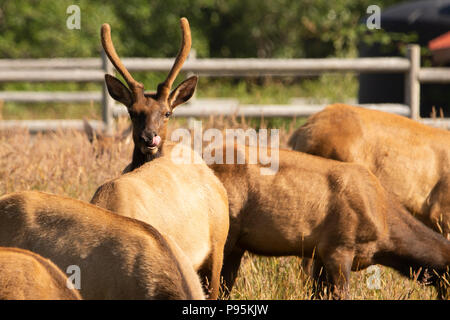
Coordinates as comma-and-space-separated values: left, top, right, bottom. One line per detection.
0, 115, 442, 300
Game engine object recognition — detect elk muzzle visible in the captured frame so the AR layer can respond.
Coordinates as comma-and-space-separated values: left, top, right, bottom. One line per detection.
139, 131, 162, 155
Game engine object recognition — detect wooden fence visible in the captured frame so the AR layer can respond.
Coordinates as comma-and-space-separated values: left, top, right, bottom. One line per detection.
0, 44, 449, 133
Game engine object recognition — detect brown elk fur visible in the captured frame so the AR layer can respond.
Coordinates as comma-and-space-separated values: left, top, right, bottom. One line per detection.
0, 191, 205, 300
96, 18, 229, 299
91, 142, 229, 299
288, 104, 450, 238
208, 144, 450, 299
0, 247, 82, 300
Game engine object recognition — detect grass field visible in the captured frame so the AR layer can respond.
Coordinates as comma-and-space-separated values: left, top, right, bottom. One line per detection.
0, 114, 445, 300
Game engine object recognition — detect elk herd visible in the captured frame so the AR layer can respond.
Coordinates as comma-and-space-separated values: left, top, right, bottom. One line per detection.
0, 18, 449, 300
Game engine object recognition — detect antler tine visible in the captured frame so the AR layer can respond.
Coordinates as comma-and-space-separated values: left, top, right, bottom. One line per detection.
158, 17, 192, 100
101, 23, 144, 95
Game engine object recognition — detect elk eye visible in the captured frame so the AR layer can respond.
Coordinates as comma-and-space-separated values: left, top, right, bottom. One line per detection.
165, 111, 172, 118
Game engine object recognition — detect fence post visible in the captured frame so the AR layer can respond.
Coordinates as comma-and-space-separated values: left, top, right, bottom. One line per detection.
187, 48, 197, 102
405, 44, 420, 120
101, 49, 114, 135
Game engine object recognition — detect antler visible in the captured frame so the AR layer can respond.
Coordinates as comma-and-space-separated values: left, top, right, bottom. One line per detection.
158, 17, 192, 101
101, 23, 144, 97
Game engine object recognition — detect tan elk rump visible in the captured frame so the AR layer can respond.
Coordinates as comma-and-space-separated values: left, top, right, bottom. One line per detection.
0, 247, 82, 300
288, 104, 450, 238
0, 191, 205, 300
92, 18, 229, 299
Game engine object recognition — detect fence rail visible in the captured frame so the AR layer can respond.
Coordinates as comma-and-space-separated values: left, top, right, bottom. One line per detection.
0, 44, 449, 132
0, 70, 105, 82
0, 57, 411, 73
0, 91, 101, 102
419, 68, 450, 83
0, 119, 104, 133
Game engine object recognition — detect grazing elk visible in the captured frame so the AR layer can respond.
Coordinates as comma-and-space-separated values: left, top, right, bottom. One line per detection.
0, 191, 205, 300
0, 247, 82, 300
288, 104, 450, 238
91, 18, 229, 299
83, 118, 131, 155
208, 143, 450, 299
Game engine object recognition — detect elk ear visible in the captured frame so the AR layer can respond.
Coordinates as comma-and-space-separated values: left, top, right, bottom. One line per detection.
105, 74, 133, 107
168, 76, 198, 110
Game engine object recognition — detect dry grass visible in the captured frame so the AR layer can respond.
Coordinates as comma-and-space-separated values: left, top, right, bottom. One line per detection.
0, 115, 443, 300
229, 254, 437, 300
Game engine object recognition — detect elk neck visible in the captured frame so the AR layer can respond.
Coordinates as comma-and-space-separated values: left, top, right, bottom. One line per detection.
129, 141, 165, 171
374, 198, 450, 284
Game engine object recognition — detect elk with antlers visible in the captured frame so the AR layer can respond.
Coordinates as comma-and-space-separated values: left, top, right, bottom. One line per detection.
0, 191, 205, 300
0, 247, 82, 300
101, 18, 196, 173
288, 104, 450, 239
91, 18, 229, 299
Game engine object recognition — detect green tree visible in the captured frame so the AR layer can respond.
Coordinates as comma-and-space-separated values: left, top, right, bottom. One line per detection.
0, 0, 116, 58
0, 0, 408, 59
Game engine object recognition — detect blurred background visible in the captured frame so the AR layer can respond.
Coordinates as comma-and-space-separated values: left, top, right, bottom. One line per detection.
0, 0, 448, 126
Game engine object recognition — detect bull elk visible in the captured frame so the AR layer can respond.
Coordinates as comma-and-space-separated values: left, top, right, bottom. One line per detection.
100, 18, 197, 173
0, 247, 82, 300
208, 144, 450, 299
91, 18, 229, 299
288, 104, 450, 239
0, 191, 205, 300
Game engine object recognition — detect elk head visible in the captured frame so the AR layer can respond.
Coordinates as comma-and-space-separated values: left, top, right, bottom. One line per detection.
101, 18, 197, 169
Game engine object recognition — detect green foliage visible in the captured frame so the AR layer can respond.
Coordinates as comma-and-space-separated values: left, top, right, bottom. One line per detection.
0, 0, 117, 58
0, 0, 407, 59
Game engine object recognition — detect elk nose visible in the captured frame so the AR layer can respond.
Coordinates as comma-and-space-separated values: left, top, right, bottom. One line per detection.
141, 131, 155, 144
141, 131, 160, 146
